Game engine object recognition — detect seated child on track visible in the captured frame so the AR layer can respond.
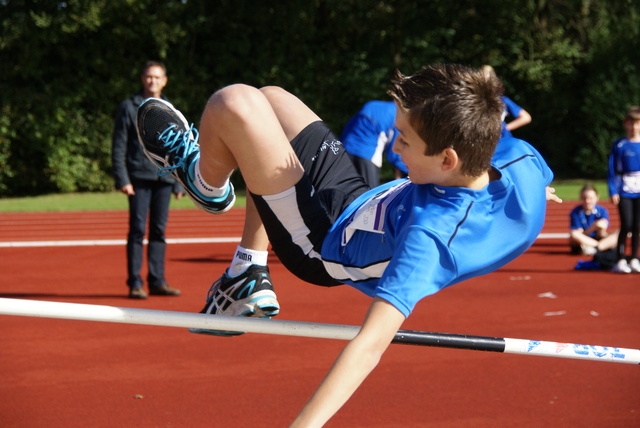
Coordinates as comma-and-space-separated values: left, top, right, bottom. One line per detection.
569, 183, 618, 255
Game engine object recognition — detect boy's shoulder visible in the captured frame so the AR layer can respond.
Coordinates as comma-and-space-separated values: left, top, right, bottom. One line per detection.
569, 204, 583, 215
595, 204, 609, 215
492, 137, 553, 183
613, 137, 629, 148
493, 136, 533, 160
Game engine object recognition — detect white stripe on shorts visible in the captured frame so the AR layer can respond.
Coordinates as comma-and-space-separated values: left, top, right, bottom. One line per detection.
323, 259, 389, 283
263, 185, 390, 284
262, 186, 323, 261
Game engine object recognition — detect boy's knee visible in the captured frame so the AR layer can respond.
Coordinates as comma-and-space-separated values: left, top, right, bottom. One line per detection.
260, 86, 298, 113
206, 84, 264, 118
259, 85, 286, 99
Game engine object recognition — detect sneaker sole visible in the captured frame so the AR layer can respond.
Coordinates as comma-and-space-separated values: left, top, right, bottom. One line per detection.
188, 327, 246, 337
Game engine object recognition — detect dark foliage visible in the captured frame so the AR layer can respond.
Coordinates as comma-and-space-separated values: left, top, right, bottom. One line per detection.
1, 0, 638, 196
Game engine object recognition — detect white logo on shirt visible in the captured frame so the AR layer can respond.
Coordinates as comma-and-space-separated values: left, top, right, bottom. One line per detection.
342, 180, 410, 245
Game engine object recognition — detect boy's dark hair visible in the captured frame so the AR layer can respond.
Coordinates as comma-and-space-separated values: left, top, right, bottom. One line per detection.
580, 183, 598, 196
387, 63, 504, 177
624, 105, 640, 122
141, 60, 166, 76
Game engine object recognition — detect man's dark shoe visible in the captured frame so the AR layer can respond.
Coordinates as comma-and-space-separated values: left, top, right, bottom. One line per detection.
129, 286, 148, 299
149, 283, 181, 296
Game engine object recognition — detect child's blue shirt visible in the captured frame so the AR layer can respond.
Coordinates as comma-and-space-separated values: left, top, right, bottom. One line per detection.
340, 101, 408, 173
608, 138, 640, 199
569, 204, 609, 237
500, 95, 523, 138
320, 137, 553, 317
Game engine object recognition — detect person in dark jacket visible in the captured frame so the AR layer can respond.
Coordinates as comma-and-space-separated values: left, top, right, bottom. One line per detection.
112, 61, 184, 299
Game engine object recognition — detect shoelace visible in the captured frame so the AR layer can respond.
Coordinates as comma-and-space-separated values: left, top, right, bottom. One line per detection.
206, 277, 222, 301
207, 276, 237, 311
157, 124, 199, 176
206, 273, 260, 311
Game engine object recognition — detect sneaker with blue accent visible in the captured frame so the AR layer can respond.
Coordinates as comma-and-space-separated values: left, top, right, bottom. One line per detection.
189, 265, 280, 336
136, 97, 235, 214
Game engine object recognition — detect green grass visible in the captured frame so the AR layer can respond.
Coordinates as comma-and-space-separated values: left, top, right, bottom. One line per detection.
549, 179, 609, 202
0, 190, 247, 212
0, 180, 606, 213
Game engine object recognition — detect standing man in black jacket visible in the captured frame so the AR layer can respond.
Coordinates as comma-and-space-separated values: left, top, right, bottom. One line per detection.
112, 61, 183, 299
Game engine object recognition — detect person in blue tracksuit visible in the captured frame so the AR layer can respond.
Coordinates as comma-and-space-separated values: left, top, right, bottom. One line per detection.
481, 65, 532, 138
608, 106, 640, 273
340, 100, 408, 187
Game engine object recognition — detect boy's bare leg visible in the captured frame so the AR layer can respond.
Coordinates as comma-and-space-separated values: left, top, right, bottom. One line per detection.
240, 195, 269, 251
258, 86, 322, 141
136, 88, 315, 323
597, 230, 620, 252
569, 231, 599, 251
197, 84, 308, 196
198, 84, 322, 254
187, 84, 323, 324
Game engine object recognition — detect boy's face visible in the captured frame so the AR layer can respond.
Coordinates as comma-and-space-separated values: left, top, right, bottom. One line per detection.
580, 190, 598, 211
624, 118, 640, 139
393, 108, 445, 185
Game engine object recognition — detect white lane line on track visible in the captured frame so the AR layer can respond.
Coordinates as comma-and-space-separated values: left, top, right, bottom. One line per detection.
0, 234, 566, 248
0, 237, 241, 248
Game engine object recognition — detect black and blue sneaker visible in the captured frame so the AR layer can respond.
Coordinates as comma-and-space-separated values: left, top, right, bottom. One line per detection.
189, 265, 280, 336
136, 98, 235, 214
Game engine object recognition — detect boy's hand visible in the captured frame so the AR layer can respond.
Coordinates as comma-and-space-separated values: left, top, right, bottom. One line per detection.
595, 218, 608, 229
545, 187, 562, 204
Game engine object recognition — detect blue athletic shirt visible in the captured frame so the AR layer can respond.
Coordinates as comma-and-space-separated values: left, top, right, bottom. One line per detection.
607, 138, 640, 199
569, 204, 609, 237
340, 101, 408, 173
500, 96, 523, 138
320, 137, 553, 317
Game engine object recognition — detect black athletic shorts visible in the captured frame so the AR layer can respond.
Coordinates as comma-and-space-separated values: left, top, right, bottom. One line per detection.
251, 121, 370, 286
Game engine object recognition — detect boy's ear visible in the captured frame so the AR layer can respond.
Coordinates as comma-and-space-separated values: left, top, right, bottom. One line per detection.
440, 147, 459, 172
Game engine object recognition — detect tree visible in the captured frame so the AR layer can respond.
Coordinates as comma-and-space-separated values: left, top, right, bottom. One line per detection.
1, 0, 638, 196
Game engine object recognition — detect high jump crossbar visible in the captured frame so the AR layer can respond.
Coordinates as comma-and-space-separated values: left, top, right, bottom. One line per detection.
0, 298, 637, 365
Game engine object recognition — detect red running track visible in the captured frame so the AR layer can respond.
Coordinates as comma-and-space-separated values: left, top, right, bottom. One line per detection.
0, 202, 638, 427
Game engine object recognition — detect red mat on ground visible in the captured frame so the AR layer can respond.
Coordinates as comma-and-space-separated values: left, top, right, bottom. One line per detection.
0, 203, 638, 427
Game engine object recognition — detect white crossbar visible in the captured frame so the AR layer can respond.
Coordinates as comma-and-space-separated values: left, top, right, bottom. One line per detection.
0, 298, 638, 364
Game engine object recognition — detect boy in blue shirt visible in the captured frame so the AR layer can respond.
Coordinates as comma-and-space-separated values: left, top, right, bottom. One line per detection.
608, 105, 640, 273
569, 184, 618, 255
137, 64, 557, 426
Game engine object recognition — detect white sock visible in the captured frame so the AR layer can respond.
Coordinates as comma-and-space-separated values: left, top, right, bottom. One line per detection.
194, 159, 229, 198
227, 245, 268, 278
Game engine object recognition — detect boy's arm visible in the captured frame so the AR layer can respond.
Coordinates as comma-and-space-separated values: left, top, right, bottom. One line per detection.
290, 297, 405, 428
607, 143, 621, 202
505, 108, 532, 132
